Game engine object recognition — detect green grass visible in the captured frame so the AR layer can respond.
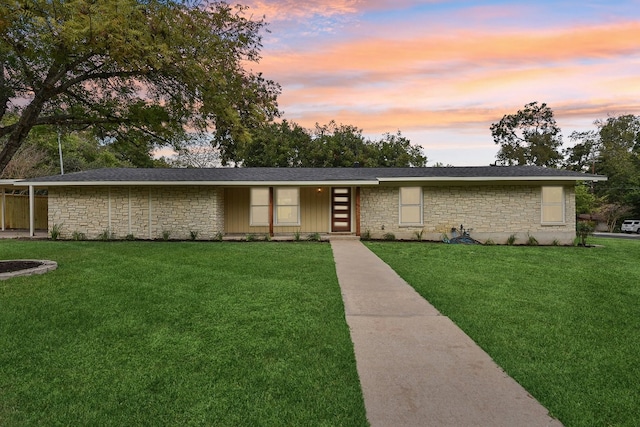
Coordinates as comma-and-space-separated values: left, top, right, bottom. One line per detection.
0, 241, 367, 426
365, 238, 640, 427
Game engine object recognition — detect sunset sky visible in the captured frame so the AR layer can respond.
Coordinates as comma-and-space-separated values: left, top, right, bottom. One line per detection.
242, 0, 640, 166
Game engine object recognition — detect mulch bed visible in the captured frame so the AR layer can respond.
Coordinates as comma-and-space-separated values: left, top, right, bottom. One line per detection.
0, 260, 44, 273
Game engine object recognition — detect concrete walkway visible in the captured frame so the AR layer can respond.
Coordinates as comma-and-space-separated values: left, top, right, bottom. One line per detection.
0, 229, 48, 239
331, 239, 562, 427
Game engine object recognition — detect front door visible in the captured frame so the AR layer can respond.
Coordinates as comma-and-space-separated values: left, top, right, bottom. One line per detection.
331, 188, 351, 232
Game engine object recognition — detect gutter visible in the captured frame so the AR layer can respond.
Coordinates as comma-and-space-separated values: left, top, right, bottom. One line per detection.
13, 180, 381, 187
378, 175, 608, 183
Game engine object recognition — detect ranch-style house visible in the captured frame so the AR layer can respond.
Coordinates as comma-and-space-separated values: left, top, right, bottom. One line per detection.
13, 166, 606, 244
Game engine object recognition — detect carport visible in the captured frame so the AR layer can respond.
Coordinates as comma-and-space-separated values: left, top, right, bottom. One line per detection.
1, 180, 47, 236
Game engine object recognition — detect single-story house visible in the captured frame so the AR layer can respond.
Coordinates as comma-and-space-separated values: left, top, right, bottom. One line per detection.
17, 166, 606, 244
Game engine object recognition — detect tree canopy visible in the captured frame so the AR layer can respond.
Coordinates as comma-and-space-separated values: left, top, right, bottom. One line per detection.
0, 0, 280, 175
237, 120, 426, 167
0, 113, 165, 178
490, 103, 640, 224
490, 102, 563, 167
566, 115, 640, 215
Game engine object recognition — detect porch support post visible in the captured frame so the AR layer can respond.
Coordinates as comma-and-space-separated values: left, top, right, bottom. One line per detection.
355, 187, 361, 236
268, 187, 274, 237
29, 185, 35, 237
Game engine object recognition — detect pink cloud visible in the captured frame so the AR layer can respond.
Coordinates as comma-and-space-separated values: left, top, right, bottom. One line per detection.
246, 4, 640, 164
243, 0, 360, 20
260, 21, 640, 78
244, 0, 436, 21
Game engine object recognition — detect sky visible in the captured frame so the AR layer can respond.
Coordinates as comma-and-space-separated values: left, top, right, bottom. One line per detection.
240, 0, 640, 166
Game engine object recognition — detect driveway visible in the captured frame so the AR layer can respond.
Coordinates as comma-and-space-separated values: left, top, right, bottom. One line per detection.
594, 232, 640, 240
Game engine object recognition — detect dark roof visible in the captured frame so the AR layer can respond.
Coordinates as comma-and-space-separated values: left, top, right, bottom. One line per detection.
18, 166, 606, 185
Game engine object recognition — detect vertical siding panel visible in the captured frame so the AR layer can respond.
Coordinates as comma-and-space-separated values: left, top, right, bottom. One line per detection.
225, 186, 331, 235
299, 186, 330, 233
225, 187, 269, 234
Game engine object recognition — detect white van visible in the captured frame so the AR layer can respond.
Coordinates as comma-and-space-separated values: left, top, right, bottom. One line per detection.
621, 219, 640, 233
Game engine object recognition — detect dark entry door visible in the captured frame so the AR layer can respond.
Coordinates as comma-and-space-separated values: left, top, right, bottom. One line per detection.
331, 188, 351, 232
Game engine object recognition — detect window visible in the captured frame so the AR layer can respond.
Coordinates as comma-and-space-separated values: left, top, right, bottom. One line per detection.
541, 186, 564, 224
275, 187, 300, 225
250, 188, 269, 226
399, 187, 423, 225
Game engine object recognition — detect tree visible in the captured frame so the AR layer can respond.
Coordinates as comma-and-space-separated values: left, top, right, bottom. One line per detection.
564, 130, 600, 173
304, 121, 367, 167
364, 131, 427, 167
574, 182, 599, 215
241, 120, 427, 167
0, 113, 154, 178
490, 102, 563, 167
597, 203, 633, 232
0, 0, 280, 175
592, 115, 640, 215
167, 134, 222, 168
241, 120, 311, 167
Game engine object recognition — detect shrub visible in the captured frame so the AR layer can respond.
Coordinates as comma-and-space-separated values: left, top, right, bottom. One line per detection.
98, 229, 114, 241
552, 239, 560, 246
125, 234, 136, 241
576, 221, 595, 246
72, 231, 86, 241
294, 229, 301, 241
161, 230, 171, 241
214, 231, 223, 241
506, 234, 517, 246
245, 234, 256, 242
414, 229, 424, 241
306, 232, 321, 242
360, 229, 371, 241
189, 230, 199, 241
383, 232, 396, 241
526, 234, 539, 246
50, 223, 63, 240
484, 239, 496, 246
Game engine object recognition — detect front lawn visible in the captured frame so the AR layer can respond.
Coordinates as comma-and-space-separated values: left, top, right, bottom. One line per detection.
0, 241, 367, 426
366, 238, 640, 427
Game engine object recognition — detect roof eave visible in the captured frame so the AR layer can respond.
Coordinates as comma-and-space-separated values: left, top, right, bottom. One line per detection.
378, 176, 608, 182
15, 180, 381, 187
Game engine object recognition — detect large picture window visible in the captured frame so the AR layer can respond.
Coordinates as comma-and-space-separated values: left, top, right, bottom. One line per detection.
541, 186, 565, 224
275, 187, 300, 225
250, 188, 269, 226
399, 187, 423, 225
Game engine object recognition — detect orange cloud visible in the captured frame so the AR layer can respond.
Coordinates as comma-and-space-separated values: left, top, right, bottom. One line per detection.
261, 21, 640, 79
282, 97, 640, 135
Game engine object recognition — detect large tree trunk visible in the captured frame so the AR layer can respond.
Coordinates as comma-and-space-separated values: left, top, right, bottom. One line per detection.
0, 58, 62, 175
0, 97, 47, 175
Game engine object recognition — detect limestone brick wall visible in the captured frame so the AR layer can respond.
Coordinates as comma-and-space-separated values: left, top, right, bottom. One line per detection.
361, 185, 576, 245
48, 187, 109, 238
48, 186, 224, 240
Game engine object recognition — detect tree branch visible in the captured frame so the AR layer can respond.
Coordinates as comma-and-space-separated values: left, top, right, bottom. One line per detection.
53, 69, 153, 98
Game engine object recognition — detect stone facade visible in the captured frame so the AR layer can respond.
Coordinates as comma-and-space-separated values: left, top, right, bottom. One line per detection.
48, 183, 576, 244
48, 186, 224, 240
360, 184, 576, 245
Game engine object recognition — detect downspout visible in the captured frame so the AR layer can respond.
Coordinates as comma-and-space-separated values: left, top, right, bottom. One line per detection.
29, 185, 35, 237
268, 187, 274, 237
